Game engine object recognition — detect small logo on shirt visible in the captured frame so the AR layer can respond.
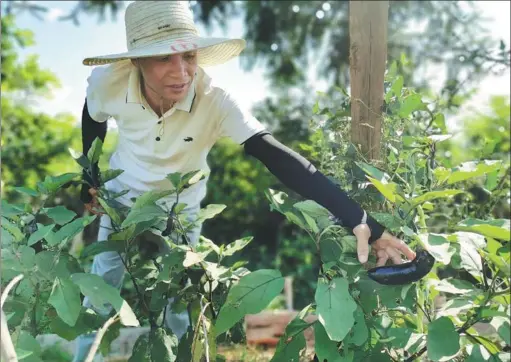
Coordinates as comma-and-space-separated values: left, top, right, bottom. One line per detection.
184, 137, 193, 142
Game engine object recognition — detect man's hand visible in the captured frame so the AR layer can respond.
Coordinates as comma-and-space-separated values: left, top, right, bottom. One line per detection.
353, 224, 416, 265
84, 188, 104, 216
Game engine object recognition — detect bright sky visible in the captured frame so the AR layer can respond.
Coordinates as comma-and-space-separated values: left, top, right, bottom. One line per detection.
13, 1, 511, 128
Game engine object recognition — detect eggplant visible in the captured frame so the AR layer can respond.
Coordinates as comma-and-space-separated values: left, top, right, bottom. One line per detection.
367, 250, 436, 285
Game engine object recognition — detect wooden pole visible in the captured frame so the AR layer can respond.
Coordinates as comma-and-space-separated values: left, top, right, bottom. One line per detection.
349, 1, 389, 162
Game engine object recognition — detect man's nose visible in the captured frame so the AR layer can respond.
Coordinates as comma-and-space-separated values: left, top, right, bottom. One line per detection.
167, 55, 187, 75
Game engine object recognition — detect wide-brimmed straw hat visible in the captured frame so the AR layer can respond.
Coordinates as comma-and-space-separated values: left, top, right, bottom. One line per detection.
82, 1, 246, 67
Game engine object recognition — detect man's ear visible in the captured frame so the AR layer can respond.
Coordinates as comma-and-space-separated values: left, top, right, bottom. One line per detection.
131, 58, 139, 67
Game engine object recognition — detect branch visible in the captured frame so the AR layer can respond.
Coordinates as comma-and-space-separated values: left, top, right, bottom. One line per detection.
84, 313, 120, 362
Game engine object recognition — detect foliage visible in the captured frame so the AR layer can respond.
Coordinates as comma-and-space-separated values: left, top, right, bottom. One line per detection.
2, 65, 510, 361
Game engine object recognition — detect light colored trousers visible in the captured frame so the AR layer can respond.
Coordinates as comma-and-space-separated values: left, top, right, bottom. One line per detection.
73, 204, 201, 362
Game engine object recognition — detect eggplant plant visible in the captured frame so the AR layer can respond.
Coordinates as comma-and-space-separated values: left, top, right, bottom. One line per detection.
1, 64, 510, 362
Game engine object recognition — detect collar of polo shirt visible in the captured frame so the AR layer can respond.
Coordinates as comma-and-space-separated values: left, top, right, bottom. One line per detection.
125, 66, 197, 113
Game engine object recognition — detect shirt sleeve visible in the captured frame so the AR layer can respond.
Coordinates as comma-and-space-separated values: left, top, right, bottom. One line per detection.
216, 91, 267, 145
85, 66, 111, 123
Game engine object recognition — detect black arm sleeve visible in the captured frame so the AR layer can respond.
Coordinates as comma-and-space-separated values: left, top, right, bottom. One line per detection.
243, 132, 385, 244
80, 98, 108, 203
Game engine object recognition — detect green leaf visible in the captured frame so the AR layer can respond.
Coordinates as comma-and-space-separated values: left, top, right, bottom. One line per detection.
399, 94, 425, 117
270, 306, 313, 362
97, 197, 123, 226
48, 277, 81, 327
419, 233, 455, 265
315, 277, 357, 341
28, 224, 55, 246
87, 137, 103, 164
344, 307, 369, 347
320, 237, 342, 264
196, 204, 226, 223
43, 206, 77, 225
355, 162, 390, 182
51, 216, 97, 246
14, 187, 39, 197
129, 334, 151, 361
38, 173, 80, 194
293, 200, 330, 218
121, 204, 166, 228
433, 113, 447, 132
19, 245, 36, 270
80, 240, 126, 259
179, 169, 207, 190
221, 237, 252, 257
132, 190, 175, 210
466, 344, 499, 362
366, 176, 404, 203
437, 297, 474, 317
102, 169, 124, 183
151, 327, 178, 362
14, 332, 41, 362
70, 273, 139, 327
410, 190, 464, 206
166, 172, 182, 189
314, 322, 342, 362
491, 317, 510, 345
215, 269, 285, 335
1, 200, 26, 217
427, 317, 460, 361
69, 147, 91, 169
2, 217, 24, 242
485, 170, 500, 191
430, 278, 476, 295
385, 327, 414, 349
456, 218, 510, 241
15, 349, 33, 360
302, 211, 319, 233
456, 232, 486, 279
434, 160, 502, 185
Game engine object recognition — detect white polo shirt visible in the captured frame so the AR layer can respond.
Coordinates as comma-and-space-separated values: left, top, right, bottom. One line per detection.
85, 61, 267, 209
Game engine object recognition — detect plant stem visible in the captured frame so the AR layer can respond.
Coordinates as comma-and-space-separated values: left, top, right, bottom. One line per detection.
117, 252, 154, 326
84, 314, 120, 362
174, 217, 217, 320
31, 283, 40, 336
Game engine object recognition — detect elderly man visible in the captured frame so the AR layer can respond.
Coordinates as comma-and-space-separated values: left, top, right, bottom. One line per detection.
74, 1, 415, 361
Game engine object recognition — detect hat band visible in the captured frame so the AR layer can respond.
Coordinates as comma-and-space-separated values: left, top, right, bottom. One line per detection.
128, 27, 199, 51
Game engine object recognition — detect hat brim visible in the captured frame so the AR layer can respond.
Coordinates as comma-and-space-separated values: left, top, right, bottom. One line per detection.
82, 37, 246, 67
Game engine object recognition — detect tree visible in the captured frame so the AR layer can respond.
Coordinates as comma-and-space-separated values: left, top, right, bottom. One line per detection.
0, 14, 80, 203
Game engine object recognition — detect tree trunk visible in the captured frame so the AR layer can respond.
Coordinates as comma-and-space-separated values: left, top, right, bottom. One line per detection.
349, 0, 389, 163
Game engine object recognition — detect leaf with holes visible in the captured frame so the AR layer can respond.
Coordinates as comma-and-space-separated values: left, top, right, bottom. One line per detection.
215, 269, 285, 335
315, 277, 357, 342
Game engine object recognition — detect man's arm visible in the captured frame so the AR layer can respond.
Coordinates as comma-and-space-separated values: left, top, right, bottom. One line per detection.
81, 98, 108, 203
243, 132, 385, 244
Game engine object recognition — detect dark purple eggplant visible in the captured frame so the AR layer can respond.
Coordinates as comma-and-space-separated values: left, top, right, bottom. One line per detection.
367, 250, 436, 285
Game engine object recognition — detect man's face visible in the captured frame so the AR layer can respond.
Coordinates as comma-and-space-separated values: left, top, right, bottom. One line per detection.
136, 51, 198, 104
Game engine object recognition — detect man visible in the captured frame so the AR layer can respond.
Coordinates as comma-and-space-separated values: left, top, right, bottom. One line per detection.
75, 1, 415, 361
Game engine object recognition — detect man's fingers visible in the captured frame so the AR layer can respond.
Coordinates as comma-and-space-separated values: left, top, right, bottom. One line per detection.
391, 237, 416, 261
385, 247, 403, 265
353, 224, 371, 264
376, 250, 389, 267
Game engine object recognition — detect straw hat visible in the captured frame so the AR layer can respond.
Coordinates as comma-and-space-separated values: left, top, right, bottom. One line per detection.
82, 1, 246, 67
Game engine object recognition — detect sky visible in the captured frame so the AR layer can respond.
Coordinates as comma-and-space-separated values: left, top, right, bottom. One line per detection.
11, 1, 511, 130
